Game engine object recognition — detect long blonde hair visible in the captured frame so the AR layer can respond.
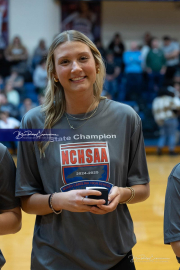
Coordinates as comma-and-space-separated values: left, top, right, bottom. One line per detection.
39, 30, 106, 157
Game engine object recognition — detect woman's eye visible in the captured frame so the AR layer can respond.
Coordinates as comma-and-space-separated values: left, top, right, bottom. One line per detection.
80, 56, 88, 61
61, 60, 69, 65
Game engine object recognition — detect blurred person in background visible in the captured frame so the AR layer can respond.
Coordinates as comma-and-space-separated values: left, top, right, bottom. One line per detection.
141, 32, 152, 71
162, 36, 179, 84
32, 39, 48, 69
108, 33, 125, 67
0, 92, 19, 119
33, 59, 47, 94
19, 98, 36, 119
0, 109, 20, 129
146, 37, 166, 99
5, 36, 28, 68
62, 1, 97, 41
4, 81, 20, 107
95, 39, 106, 59
0, 109, 20, 154
38, 94, 45, 106
104, 50, 121, 100
123, 41, 143, 101
152, 86, 180, 156
5, 66, 24, 94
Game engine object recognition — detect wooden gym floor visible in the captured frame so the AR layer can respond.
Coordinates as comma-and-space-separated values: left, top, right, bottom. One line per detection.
1, 155, 180, 270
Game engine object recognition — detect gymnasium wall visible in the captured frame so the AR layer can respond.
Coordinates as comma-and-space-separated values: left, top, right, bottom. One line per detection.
9, 0, 180, 54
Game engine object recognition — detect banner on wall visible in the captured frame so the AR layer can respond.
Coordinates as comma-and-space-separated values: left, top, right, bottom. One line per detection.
61, 1, 101, 42
0, 0, 8, 49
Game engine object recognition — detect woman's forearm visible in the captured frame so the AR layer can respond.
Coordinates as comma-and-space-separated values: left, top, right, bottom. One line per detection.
119, 183, 150, 204
0, 207, 21, 235
21, 193, 55, 215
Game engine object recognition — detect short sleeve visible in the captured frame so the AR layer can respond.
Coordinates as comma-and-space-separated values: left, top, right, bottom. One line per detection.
127, 121, 150, 186
164, 163, 180, 244
0, 145, 20, 210
15, 116, 44, 197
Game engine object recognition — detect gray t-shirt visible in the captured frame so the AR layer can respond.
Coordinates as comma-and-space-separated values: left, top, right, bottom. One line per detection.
0, 143, 20, 268
16, 99, 150, 270
164, 163, 180, 244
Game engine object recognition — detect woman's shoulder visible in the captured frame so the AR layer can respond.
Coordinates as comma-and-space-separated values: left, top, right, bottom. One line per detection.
104, 99, 140, 118
21, 106, 45, 128
170, 163, 180, 180
103, 99, 141, 129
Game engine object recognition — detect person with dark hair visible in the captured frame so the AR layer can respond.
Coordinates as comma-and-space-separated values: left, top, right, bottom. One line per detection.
5, 36, 28, 70
146, 37, 166, 95
152, 86, 180, 155
108, 33, 125, 68
104, 50, 121, 100
0, 143, 21, 268
32, 39, 48, 68
16, 30, 150, 270
162, 36, 179, 84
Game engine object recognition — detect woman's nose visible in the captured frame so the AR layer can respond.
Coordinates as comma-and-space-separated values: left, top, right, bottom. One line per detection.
71, 61, 82, 73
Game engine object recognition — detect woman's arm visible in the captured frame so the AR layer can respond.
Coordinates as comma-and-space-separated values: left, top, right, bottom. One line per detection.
21, 190, 106, 215
120, 183, 150, 204
90, 183, 150, 215
0, 207, 21, 235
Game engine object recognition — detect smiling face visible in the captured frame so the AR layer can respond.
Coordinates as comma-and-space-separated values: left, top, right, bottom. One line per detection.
53, 41, 97, 97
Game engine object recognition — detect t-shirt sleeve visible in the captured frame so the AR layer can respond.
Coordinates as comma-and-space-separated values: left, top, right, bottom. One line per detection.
164, 163, 180, 244
127, 120, 150, 186
0, 147, 20, 210
15, 116, 44, 197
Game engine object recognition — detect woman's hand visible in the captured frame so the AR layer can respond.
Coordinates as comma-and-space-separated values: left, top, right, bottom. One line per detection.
89, 186, 122, 215
52, 189, 106, 213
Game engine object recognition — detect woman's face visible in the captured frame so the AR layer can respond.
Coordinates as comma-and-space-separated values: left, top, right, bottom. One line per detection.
54, 41, 97, 96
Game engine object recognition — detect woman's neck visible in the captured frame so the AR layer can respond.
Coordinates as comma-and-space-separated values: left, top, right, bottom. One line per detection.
65, 93, 98, 115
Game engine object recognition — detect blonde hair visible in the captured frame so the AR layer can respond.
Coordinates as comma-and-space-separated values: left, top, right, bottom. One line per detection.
39, 30, 106, 157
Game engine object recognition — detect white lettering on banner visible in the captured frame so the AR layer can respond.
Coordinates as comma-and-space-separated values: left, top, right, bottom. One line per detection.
73, 134, 116, 140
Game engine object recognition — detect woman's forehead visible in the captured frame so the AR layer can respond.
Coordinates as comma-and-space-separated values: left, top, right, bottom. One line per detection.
54, 41, 92, 57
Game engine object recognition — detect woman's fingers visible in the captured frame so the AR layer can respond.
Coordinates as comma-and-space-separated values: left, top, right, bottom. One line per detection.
82, 198, 105, 206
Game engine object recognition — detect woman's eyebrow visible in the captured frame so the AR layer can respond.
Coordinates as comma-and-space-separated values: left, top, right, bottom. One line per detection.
57, 51, 90, 61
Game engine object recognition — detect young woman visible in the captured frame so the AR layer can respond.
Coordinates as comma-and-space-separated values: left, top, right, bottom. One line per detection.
0, 143, 21, 269
16, 30, 150, 270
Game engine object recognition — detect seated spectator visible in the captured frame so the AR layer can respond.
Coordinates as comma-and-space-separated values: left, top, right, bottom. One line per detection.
146, 37, 166, 95
162, 36, 179, 84
4, 82, 20, 107
0, 109, 20, 154
5, 67, 24, 93
19, 98, 36, 119
4, 36, 28, 72
152, 86, 180, 155
32, 39, 48, 68
104, 51, 120, 100
123, 42, 143, 101
33, 59, 47, 94
0, 110, 20, 129
108, 33, 125, 66
0, 93, 19, 119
